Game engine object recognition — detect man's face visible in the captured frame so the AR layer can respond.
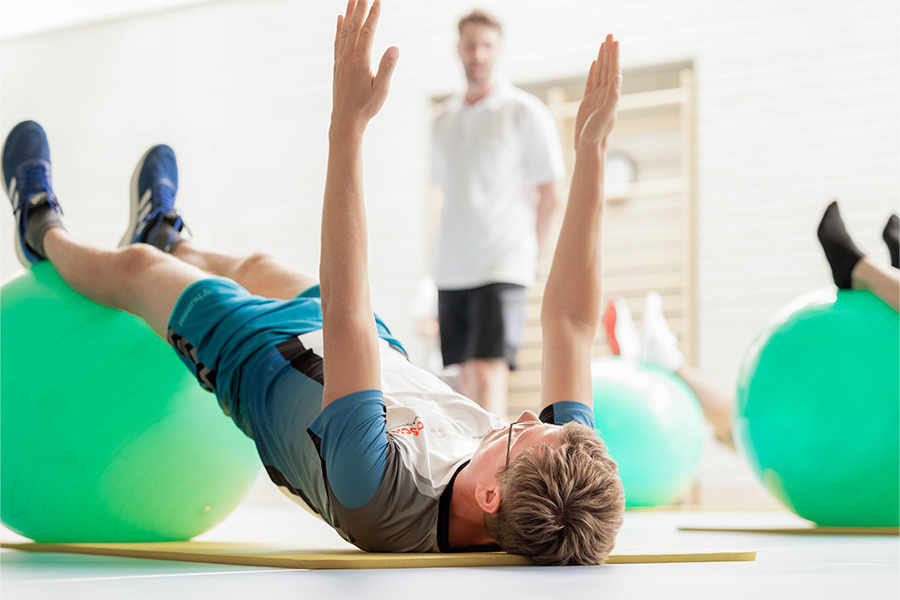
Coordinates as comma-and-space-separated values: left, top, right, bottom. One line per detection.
469, 410, 559, 481
457, 23, 501, 86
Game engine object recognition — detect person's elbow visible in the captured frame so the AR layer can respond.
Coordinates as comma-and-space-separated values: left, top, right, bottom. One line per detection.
540, 308, 597, 347
538, 181, 561, 212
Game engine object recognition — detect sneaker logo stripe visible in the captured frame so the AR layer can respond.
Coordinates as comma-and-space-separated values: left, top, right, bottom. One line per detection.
9, 177, 18, 206
138, 190, 153, 222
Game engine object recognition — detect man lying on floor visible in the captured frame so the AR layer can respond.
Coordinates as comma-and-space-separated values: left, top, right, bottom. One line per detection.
2, 0, 625, 565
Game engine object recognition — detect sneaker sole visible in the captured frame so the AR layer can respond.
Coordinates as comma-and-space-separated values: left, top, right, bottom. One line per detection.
118, 145, 156, 248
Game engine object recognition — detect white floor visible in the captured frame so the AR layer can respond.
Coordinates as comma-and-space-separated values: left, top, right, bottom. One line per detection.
2, 492, 897, 600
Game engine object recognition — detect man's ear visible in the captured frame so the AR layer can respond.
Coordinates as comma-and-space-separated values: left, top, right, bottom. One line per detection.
474, 483, 502, 514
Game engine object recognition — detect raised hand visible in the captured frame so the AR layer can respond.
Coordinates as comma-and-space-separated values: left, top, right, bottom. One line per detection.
332, 0, 399, 132
574, 35, 621, 150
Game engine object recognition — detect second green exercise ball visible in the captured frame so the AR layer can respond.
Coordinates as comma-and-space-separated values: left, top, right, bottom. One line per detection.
735, 289, 899, 527
592, 358, 705, 507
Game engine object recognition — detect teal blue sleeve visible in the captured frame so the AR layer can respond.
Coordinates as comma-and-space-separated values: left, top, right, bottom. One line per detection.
539, 401, 595, 428
307, 390, 388, 509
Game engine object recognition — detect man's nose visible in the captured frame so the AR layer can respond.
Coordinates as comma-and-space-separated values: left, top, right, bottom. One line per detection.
517, 410, 540, 423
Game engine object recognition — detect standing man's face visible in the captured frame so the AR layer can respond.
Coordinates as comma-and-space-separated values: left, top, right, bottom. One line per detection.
457, 23, 501, 86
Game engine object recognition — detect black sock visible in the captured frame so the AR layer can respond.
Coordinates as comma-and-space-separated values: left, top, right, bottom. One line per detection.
884, 214, 899, 269
23, 195, 65, 260
817, 201, 864, 289
140, 213, 186, 254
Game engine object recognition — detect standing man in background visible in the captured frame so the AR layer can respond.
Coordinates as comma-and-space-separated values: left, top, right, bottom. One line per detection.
432, 9, 565, 417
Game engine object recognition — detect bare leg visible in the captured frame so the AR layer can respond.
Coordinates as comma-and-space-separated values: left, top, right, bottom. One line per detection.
173, 242, 316, 300
851, 257, 900, 313
674, 363, 734, 447
44, 230, 320, 340
459, 358, 509, 417
43, 229, 206, 339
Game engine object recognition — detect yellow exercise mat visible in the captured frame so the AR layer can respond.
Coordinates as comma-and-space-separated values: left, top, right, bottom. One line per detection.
0, 541, 756, 569
679, 525, 899, 536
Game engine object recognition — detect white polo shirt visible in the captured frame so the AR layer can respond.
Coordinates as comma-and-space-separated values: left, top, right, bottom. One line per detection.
432, 80, 565, 290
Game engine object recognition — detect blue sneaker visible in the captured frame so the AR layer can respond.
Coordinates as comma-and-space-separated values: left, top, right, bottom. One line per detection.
119, 144, 189, 252
2, 120, 65, 265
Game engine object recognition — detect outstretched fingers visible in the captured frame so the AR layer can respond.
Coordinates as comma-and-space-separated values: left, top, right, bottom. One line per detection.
334, 15, 343, 60
584, 60, 597, 96
336, 1, 354, 58
336, 0, 364, 59
575, 34, 622, 148
330, 0, 398, 125
346, 0, 368, 52
335, 0, 383, 63
592, 35, 620, 94
356, 0, 381, 57
596, 38, 607, 89
586, 35, 617, 99
606, 35, 616, 86
609, 38, 621, 88
602, 38, 622, 114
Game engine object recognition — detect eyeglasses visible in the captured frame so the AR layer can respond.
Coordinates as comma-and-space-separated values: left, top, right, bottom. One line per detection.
505, 420, 544, 475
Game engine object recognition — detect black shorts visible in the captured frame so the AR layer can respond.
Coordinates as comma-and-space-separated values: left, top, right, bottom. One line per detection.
437, 283, 527, 369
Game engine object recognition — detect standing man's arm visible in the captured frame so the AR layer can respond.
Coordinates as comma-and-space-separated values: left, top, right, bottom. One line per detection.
535, 180, 560, 256
320, 0, 398, 410
539, 35, 621, 413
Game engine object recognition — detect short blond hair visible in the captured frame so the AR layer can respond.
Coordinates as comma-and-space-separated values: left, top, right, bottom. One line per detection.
484, 422, 625, 566
458, 9, 502, 37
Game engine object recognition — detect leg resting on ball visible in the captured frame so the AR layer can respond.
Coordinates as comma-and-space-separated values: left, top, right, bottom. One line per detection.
43, 228, 206, 339
851, 257, 900, 313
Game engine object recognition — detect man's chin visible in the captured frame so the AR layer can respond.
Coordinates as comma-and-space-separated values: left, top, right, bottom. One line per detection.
466, 73, 490, 86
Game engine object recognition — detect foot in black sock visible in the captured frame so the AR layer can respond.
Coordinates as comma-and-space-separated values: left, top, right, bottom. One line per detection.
817, 201, 864, 289
23, 195, 65, 260
884, 214, 899, 269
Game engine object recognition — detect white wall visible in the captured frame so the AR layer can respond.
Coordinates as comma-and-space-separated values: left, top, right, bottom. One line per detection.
2, 0, 898, 388
0, 0, 216, 40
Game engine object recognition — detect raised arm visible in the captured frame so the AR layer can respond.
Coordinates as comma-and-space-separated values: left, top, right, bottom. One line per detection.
320, 0, 399, 409
539, 35, 621, 413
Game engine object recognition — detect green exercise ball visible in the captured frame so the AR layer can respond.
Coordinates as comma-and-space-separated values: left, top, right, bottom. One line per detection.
592, 358, 705, 507
735, 289, 899, 527
1, 262, 260, 542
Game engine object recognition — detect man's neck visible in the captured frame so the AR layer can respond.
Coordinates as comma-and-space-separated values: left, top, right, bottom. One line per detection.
447, 464, 494, 548
464, 79, 495, 106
